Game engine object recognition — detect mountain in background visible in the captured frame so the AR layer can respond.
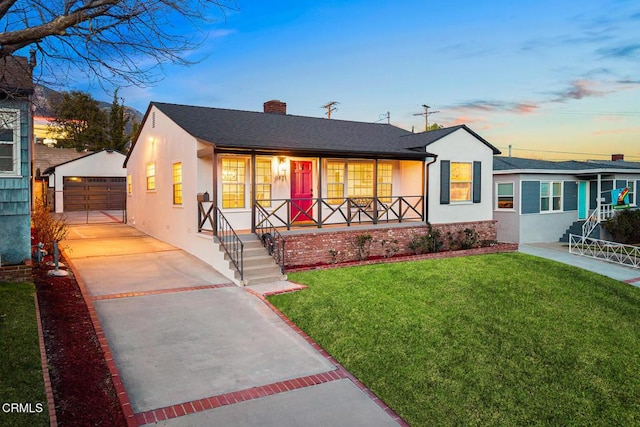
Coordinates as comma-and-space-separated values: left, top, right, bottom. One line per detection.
33, 84, 145, 128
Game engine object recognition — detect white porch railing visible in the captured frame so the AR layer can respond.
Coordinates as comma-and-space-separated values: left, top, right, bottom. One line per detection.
581, 204, 613, 238
569, 234, 640, 269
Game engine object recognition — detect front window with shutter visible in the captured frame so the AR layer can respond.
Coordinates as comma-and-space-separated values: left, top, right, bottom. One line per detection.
450, 162, 472, 202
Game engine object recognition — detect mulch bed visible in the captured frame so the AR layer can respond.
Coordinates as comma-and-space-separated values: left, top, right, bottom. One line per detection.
34, 256, 126, 426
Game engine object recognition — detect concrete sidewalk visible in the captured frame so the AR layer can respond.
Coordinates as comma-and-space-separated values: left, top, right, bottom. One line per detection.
63, 224, 404, 426
519, 242, 640, 286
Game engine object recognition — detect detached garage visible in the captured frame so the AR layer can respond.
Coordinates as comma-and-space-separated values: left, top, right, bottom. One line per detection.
45, 149, 127, 213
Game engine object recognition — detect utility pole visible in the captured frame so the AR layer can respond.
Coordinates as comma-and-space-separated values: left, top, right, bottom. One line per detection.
413, 104, 440, 132
321, 101, 339, 119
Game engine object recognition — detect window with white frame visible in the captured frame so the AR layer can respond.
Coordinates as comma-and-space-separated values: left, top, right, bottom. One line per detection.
255, 158, 272, 207
221, 157, 246, 208
629, 181, 636, 205
146, 162, 156, 191
348, 162, 373, 198
377, 163, 393, 203
541, 181, 562, 212
450, 162, 472, 202
496, 182, 514, 209
326, 161, 345, 204
0, 109, 20, 176
172, 162, 182, 205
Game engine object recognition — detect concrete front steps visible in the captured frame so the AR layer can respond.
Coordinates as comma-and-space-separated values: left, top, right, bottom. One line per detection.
559, 220, 602, 243
221, 234, 286, 286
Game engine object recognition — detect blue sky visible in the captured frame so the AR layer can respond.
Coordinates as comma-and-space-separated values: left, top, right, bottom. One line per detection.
86, 0, 639, 160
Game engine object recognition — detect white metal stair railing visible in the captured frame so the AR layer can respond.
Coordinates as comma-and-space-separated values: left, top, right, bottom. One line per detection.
581, 204, 614, 239
569, 234, 640, 269
581, 206, 600, 239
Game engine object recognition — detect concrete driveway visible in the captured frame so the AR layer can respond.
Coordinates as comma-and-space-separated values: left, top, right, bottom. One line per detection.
63, 224, 404, 426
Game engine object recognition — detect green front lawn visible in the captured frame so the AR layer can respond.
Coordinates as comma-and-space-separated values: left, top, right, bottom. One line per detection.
0, 282, 48, 427
270, 253, 640, 426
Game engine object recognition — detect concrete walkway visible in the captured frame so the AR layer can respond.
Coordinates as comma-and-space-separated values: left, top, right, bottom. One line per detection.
519, 242, 640, 287
62, 224, 403, 427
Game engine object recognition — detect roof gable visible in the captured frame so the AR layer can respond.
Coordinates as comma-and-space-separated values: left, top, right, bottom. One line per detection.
399, 125, 501, 154
43, 149, 125, 174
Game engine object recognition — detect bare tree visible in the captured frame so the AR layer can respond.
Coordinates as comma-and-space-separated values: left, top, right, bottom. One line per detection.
0, 0, 235, 87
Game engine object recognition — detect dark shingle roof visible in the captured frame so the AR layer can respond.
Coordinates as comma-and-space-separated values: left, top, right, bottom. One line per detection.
151, 102, 434, 159
494, 156, 640, 172
0, 56, 33, 95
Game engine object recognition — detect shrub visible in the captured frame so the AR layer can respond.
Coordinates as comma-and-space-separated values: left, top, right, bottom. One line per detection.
32, 199, 68, 253
448, 228, 480, 250
380, 239, 399, 258
353, 233, 373, 261
408, 224, 443, 254
328, 249, 342, 264
604, 209, 640, 244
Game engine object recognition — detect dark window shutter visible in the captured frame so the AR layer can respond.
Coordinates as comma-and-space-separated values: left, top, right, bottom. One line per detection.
563, 181, 577, 211
521, 181, 541, 214
440, 161, 450, 204
472, 161, 481, 203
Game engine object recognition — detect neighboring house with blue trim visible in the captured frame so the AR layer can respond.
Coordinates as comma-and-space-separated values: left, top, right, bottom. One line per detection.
493, 156, 640, 244
0, 55, 34, 266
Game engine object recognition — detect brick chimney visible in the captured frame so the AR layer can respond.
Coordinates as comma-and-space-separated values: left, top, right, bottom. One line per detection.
263, 100, 287, 115
612, 154, 624, 161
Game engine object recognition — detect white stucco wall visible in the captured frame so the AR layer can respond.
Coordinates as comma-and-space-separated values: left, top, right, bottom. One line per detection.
52, 150, 126, 213
126, 106, 202, 255
426, 128, 496, 224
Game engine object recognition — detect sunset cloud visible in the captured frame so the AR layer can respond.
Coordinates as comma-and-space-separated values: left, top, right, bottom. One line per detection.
551, 80, 610, 102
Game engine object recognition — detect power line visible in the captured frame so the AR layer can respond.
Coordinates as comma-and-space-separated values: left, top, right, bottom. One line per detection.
496, 145, 640, 160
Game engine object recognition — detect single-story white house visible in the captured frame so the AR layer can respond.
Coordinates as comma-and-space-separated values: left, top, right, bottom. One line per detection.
493, 156, 640, 243
124, 100, 501, 284
44, 149, 127, 213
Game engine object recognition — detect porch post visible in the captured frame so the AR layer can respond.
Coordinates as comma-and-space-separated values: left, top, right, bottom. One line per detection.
251, 153, 256, 233
212, 149, 218, 235
318, 156, 323, 228
597, 173, 602, 220
373, 158, 378, 224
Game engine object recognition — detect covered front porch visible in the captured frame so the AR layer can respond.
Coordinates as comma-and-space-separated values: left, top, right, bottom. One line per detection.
196, 143, 430, 233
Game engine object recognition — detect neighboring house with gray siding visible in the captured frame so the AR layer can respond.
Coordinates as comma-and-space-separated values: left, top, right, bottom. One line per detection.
493, 156, 640, 243
0, 55, 35, 266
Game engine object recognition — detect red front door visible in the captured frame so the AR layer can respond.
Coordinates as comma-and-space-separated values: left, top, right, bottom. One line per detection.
290, 161, 313, 222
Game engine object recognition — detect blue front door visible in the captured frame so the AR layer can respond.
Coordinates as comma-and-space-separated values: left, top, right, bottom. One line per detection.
578, 181, 588, 220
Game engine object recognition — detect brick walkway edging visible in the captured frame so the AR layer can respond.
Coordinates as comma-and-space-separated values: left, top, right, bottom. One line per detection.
61, 249, 137, 427
34, 295, 58, 427
246, 287, 411, 427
